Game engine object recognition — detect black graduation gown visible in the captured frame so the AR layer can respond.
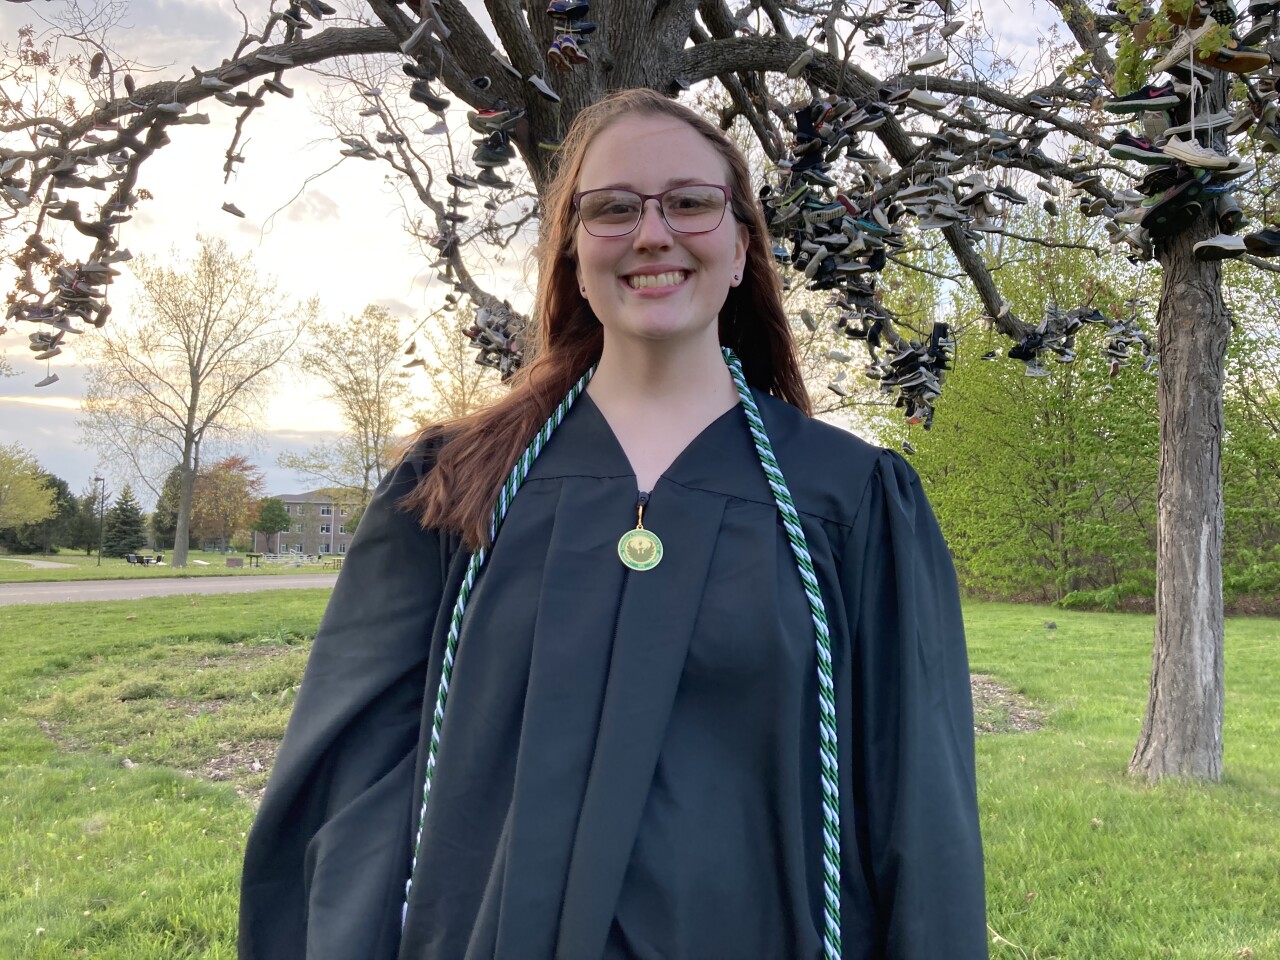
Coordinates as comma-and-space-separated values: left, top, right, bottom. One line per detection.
239, 388, 987, 960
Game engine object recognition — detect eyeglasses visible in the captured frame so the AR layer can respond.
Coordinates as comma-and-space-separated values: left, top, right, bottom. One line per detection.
573, 184, 732, 238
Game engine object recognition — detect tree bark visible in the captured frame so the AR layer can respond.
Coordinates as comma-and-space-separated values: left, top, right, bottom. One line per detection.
1130, 209, 1229, 783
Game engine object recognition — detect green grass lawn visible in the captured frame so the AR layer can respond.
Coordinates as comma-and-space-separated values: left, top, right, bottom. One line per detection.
0, 551, 336, 584
0, 595, 1276, 958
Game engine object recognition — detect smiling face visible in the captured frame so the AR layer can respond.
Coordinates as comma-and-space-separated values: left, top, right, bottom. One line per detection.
573, 114, 748, 350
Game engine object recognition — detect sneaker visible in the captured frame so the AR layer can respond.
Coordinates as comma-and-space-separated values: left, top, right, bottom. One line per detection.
1161, 135, 1233, 169
1152, 22, 1214, 75
1162, 109, 1234, 137
222, 202, 246, 217
904, 89, 947, 110
528, 74, 560, 102
1199, 42, 1270, 73
1243, 226, 1280, 255
1103, 82, 1182, 113
1109, 130, 1168, 164
1193, 233, 1246, 259
786, 47, 814, 77
908, 48, 947, 71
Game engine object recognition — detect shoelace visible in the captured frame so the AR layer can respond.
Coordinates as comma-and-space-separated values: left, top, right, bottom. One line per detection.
401, 346, 843, 959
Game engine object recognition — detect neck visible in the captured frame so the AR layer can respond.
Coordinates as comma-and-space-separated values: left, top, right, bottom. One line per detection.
586, 327, 740, 418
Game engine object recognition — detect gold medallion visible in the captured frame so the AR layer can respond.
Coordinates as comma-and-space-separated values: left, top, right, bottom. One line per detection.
619, 492, 662, 571
618, 528, 663, 571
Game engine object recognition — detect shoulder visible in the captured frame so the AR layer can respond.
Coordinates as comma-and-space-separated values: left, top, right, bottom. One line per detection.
391, 426, 453, 485
752, 389, 898, 530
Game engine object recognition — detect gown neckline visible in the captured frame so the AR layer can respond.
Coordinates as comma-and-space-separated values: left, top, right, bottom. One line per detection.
578, 389, 744, 489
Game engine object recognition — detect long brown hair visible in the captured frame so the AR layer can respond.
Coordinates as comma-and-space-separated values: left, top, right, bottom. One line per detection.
403, 88, 810, 551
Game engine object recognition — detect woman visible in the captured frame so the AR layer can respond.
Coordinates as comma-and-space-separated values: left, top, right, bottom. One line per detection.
240, 88, 986, 959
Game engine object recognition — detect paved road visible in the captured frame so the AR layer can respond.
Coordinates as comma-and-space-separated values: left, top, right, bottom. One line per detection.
0, 574, 338, 606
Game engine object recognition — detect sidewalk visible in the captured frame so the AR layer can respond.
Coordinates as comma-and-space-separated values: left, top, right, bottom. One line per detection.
0, 574, 338, 606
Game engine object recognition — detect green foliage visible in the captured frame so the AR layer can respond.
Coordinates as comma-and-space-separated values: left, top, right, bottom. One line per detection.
0, 473, 76, 554
0, 443, 57, 533
903, 207, 1161, 603
102, 484, 147, 558
149, 466, 181, 548
67, 484, 104, 556
252, 497, 291, 539
1219, 264, 1280, 604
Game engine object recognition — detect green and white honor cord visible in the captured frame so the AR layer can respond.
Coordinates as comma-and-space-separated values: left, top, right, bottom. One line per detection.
402, 347, 842, 959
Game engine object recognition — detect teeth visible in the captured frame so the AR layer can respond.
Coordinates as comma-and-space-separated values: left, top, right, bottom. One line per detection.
626, 271, 686, 289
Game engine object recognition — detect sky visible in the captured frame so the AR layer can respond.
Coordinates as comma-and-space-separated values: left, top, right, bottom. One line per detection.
0, 0, 1055, 507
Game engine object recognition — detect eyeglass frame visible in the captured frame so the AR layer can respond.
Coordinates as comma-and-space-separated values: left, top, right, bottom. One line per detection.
571, 183, 735, 238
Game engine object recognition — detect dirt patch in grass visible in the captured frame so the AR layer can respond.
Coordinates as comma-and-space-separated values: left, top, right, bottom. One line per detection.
29, 641, 306, 803
199, 738, 279, 803
971, 674, 1044, 734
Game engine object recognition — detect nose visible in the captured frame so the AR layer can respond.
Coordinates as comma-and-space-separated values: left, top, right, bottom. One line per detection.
632, 198, 673, 248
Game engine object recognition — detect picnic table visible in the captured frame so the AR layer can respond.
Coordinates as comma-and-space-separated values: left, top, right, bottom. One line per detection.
245, 552, 263, 568
321, 556, 344, 570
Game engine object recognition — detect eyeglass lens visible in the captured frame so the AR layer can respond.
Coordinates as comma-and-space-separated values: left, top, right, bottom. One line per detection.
577, 186, 728, 237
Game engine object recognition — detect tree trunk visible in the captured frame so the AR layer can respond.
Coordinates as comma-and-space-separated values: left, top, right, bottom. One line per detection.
1129, 211, 1229, 782
172, 439, 200, 568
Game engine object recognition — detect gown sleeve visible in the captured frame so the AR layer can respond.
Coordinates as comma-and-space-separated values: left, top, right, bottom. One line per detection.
239, 439, 453, 960
843, 451, 988, 958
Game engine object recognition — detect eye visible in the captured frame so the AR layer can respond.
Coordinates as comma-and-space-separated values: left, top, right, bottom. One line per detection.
581, 192, 640, 220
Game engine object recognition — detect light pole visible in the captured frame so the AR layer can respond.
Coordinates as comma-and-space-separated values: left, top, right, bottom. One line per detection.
93, 476, 105, 566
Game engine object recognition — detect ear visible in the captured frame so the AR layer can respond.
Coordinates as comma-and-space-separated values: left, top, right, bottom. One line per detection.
731, 222, 749, 286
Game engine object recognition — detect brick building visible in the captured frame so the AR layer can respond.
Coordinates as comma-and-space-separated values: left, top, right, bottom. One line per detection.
251, 490, 357, 556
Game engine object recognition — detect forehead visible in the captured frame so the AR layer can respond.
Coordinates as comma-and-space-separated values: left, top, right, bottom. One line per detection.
577, 114, 731, 191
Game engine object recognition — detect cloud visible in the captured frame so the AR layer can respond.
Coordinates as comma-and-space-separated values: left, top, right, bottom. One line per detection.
284, 190, 341, 225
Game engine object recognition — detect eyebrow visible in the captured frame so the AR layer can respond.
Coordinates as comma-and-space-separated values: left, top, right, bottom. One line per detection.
589, 177, 710, 191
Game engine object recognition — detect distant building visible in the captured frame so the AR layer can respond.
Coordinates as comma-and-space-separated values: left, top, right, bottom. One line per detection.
252, 490, 357, 556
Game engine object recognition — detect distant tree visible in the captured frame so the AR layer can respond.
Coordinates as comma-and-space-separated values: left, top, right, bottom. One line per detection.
78, 236, 314, 567
190, 455, 264, 552
102, 484, 146, 558
0, 444, 57, 533
252, 497, 291, 554
150, 466, 182, 547
408, 306, 505, 427
67, 484, 104, 557
280, 304, 412, 514
0, 474, 77, 555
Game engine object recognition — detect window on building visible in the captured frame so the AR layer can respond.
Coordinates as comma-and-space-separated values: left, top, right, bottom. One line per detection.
338, 524, 346, 535
296, 505, 306, 516
338, 542, 347, 554
341, 507, 349, 516
320, 506, 332, 516
294, 543, 303, 553
321, 543, 331, 554
294, 523, 303, 533
320, 524, 331, 535
284, 504, 291, 514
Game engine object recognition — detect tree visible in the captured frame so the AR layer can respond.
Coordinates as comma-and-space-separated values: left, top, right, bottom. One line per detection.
189, 455, 265, 552
150, 466, 182, 547
0, 473, 78, 554
252, 497, 292, 554
102, 483, 146, 558
7, 0, 1275, 780
407, 305, 505, 427
77, 237, 314, 567
279, 304, 412, 513
66, 483, 103, 556
0, 443, 57, 533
